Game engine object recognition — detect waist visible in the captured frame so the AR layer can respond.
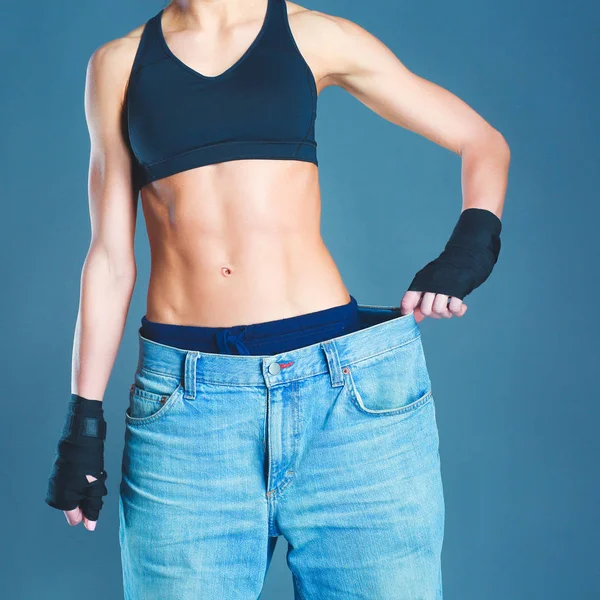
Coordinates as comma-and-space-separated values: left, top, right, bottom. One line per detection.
141, 294, 361, 355
145, 242, 347, 327
136, 302, 421, 385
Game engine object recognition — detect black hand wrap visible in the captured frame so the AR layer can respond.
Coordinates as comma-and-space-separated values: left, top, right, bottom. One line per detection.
407, 207, 502, 300
45, 394, 108, 521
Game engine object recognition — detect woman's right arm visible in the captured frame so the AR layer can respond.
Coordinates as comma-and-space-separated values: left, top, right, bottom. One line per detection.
46, 32, 142, 531
73, 37, 140, 403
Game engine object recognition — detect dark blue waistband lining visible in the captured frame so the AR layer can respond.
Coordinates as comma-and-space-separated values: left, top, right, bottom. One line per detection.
139, 294, 361, 355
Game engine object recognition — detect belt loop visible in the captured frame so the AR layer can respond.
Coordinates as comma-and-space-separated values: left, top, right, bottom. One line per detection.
183, 351, 199, 399
321, 340, 344, 387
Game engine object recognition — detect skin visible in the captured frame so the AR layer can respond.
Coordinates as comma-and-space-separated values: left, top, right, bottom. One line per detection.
65, 0, 510, 530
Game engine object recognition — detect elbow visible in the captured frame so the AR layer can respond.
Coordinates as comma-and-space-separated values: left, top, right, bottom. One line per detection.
85, 243, 137, 284
461, 126, 511, 166
491, 128, 511, 165
111, 258, 137, 283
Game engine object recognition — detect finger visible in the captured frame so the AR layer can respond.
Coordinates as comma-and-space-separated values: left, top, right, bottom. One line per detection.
80, 472, 107, 523
448, 296, 465, 316
403, 292, 428, 323
83, 475, 99, 531
432, 294, 452, 318
419, 292, 439, 318
80, 494, 103, 522
83, 515, 98, 531
400, 290, 422, 316
64, 507, 82, 526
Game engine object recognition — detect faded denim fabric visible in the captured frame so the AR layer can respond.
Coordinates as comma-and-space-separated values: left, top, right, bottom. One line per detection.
119, 304, 444, 599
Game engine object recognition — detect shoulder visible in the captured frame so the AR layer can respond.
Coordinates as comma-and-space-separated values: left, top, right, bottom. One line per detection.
85, 21, 148, 100
283, 2, 383, 85
284, 1, 368, 40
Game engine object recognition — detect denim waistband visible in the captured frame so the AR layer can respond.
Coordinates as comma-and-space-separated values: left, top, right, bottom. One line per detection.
140, 295, 361, 355
136, 303, 420, 390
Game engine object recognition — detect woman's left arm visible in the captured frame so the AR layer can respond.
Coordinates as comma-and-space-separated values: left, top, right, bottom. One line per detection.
313, 12, 511, 317
318, 13, 510, 217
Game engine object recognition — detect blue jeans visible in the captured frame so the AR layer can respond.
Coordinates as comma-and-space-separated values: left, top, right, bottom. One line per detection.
119, 304, 444, 599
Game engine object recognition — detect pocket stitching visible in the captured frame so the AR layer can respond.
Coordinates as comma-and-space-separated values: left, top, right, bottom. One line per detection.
125, 382, 183, 426
344, 368, 432, 416
138, 366, 181, 382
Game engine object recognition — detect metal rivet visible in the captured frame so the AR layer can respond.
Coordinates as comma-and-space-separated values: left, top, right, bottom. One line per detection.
160, 396, 167, 404
268, 362, 281, 375
342, 367, 350, 374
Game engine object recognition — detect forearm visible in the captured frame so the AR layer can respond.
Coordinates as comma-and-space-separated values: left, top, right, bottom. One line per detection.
460, 129, 511, 218
71, 244, 136, 401
407, 130, 509, 302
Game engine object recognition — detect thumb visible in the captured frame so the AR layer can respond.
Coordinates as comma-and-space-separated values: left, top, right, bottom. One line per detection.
64, 506, 83, 526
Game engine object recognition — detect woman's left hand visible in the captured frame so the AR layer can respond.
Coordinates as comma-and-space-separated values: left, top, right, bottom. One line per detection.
400, 290, 468, 323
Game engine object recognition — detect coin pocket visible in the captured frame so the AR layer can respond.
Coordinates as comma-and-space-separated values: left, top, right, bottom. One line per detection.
125, 368, 183, 425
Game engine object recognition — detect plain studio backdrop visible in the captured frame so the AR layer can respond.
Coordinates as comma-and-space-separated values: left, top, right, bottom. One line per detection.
1, 1, 598, 598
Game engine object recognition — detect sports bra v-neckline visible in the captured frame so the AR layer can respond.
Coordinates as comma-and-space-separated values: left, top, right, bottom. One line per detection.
125, 0, 318, 191
156, 0, 272, 81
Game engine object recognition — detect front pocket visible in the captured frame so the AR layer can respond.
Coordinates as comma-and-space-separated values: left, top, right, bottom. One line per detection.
125, 368, 183, 425
343, 335, 432, 416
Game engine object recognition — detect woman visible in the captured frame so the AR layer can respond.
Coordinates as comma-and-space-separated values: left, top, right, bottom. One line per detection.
46, 0, 509, 598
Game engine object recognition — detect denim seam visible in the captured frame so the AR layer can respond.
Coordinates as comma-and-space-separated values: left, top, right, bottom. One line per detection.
273, 385, 347, 515
190, 336, 420, 388
125, 384, 183, 427
268, 472, 296, 499
292, 379, 301, 443
195, 379, 269, 389
138, 365, 182, 382
130, 385, 175, 403
343, 334, 421, 368
292, 572, 308, 600
346, 372, 433, 417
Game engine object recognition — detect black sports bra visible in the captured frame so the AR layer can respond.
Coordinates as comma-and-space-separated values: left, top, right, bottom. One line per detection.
124, 0, 318, 190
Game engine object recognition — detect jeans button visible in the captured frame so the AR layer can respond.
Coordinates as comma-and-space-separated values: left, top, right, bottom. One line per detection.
268, 362, 281, 375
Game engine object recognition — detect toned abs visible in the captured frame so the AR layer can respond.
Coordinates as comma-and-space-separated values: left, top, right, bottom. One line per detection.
141, 159, 350, 326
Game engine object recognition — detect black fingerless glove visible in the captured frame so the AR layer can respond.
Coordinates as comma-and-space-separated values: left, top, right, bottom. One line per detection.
45, 394, 108, 521
407, 207, 502, 300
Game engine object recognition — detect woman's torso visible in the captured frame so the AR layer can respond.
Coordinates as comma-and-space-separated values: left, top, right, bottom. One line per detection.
141, 159, 349, 326
125, 0, 349, 327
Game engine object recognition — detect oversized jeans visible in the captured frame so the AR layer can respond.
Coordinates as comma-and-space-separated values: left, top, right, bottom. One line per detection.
119, 304, 444, 599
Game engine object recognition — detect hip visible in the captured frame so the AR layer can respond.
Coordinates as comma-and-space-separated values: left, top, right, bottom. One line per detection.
126, 301, 433, 426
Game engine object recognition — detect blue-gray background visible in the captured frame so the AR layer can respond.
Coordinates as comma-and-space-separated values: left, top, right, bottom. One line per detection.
2, 0, 598, 598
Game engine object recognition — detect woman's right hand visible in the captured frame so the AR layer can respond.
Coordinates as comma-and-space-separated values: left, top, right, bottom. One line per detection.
63, 475, 101, 531
46, 395, 108, 530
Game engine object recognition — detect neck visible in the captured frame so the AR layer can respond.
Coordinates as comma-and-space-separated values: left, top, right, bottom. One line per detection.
168, 0, 259, 26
